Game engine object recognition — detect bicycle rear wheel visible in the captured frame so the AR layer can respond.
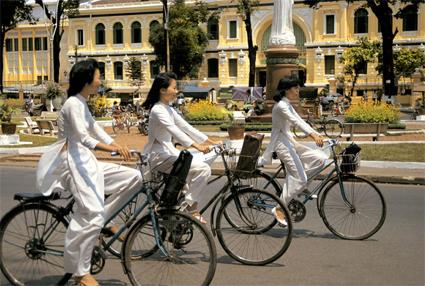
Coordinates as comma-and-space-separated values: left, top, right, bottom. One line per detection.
324, 118, 343, 138
123, 210, 216, 286
0, 203, 69, 286
320, 175, 386, 240
216, 188, 292, 265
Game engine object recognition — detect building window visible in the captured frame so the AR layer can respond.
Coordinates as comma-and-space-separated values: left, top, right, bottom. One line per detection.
5, 39, 13, 52
35, 37, 42, 51
22, 38, 28, 51
77, 29, 84, 46
149, 20, 160, 39
354, 8, 368, 34
114, 62, 123, 80
98, 62, 105, 80
228, 20, 237, 39
131, 21, 142, 43
14, 38, 19, 51
402, 5, 418, 31
44, 75, 48, 81
325, 15, 335, 34
150, 60, 160, 79
113, 22, 123, 44
95, 23, 105, 45
356, 90, 364, 97
28, 38, 33, 51
325, 55, 335, 75
228, 59, 238, 77
208, 58, 219, 78
43, 37, 48, 50
37, 76, 43, 85
207, 17, 219, 40
358, 61, 367, 74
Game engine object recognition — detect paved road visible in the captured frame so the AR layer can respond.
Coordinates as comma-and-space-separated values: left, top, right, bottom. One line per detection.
0, 166, 424, 286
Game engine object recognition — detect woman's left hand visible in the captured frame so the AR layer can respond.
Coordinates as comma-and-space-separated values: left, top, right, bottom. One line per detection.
310, 133, 324, 147
207, 138, 223, 146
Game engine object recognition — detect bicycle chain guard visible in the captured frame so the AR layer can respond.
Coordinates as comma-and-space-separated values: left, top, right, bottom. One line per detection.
288, 199, 306, 222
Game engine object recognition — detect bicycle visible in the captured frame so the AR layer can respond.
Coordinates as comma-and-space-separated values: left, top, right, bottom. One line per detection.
292, 110, 344, 139
198, 138, 293, 266
112, 112, 135, 133
250, 139, 386, 240
0, 150, 217, 286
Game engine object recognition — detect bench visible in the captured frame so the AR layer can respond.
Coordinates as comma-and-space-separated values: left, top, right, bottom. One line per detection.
35, 119, 58, 136
343, 123, 388, 141
40, 111, 58, 120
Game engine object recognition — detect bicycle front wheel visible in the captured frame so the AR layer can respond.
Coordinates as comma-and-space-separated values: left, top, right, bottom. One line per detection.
320, 175, 386, 240
0, 203, 69, 286
123, 210, 216, 286
324, 119, 343, 138
216, 188, 292, 265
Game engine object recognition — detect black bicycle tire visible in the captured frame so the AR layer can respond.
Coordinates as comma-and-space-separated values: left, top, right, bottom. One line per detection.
0, 203, 70, 286
123, 210, 217, 286
291, 121, 313, 139
319, 175, 386, 240
216, 188, 292, 265
324, 118, 344, 138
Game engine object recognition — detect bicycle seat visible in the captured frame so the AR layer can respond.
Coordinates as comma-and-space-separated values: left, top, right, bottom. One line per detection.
14, 192, 61, 202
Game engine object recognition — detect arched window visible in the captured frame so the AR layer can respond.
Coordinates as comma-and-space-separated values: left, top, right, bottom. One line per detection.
402, 5, 418, 31
95, 23, 105, 45
354, 8, 368, 34
113, 22, 123, 44
207, 17, 219, 40
207, 58, 219, 78
98, 62, 105, 80
131, 21, 142, 43
114, 62, 123, 80
149, 20, 160, 39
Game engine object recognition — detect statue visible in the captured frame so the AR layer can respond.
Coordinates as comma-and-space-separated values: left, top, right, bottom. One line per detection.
269, 0, 296, 46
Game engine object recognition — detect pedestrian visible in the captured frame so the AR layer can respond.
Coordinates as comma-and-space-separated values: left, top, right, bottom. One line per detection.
259, 77, 327, 225
36, 59, 143, 286
142, 72, 221, 223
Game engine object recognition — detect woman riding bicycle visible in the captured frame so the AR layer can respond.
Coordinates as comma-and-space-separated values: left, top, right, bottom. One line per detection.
259, 77, 327, 225
142, 72, 221, 223
36, 59, 143, 286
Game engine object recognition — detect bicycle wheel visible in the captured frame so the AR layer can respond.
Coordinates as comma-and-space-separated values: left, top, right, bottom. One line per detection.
216, 188, 292, 265
291, 121, 313, 139
0, 203, 69, 286
123, 210, 216, 286
324, 118, 343, 138
102, 193, 145, 258
319, 175, 386, 240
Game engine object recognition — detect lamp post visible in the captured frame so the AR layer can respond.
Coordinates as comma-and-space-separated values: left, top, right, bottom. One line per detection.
160, 0, 170, 72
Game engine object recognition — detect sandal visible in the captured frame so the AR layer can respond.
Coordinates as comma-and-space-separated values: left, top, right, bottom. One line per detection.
271, 207, 288, 227
103, 225, 125, 242
191, 212, 207, 224
74, 274, 100, 286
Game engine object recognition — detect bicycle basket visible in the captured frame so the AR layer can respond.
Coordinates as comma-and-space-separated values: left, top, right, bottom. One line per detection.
338, 143, 361, 173
159, 150, 193, 207
232, 133, 265, 178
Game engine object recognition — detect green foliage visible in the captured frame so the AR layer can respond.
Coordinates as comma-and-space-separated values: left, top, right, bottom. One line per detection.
185, 100, 229, 121
393, 48, 425, 78
149, 0, 213, 79
341, 37, 380, 76
87, 95, 108, 117
43, 82, 65, 100
344, 102, 400, 124
125, 57, 145, 87
1, 0, 36, 33
0, 100, 17, 123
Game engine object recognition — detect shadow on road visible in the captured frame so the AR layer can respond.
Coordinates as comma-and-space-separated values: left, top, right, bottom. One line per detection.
216, 255, 285, 267
292, 229, 378, 241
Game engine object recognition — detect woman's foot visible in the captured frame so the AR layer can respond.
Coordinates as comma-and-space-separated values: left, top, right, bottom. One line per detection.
104, 225, 125, 242
74, 274, 100, 286
184, 202, 207, 224
271, 207, 288, 227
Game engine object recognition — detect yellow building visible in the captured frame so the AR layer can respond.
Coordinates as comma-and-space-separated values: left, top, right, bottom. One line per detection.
3, 0, 425, 104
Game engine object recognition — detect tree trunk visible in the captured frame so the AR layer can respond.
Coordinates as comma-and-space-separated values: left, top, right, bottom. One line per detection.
244, 11, 257, 87
350, 72, 359, 98
53, 31, 61, 83
0, 30, 5, 93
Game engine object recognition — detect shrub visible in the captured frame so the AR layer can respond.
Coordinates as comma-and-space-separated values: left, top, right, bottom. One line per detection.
1, 98, 24, 110
185, 100, 228, 121
88, 95, 108, 117
344, 102, 399, 124
44, 81, 65, 99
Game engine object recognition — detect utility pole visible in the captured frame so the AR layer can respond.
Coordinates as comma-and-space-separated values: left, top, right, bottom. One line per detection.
160, 0, 170, 72
74, 45, 80, 63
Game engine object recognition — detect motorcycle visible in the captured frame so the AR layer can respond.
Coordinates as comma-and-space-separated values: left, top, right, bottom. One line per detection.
137, 109, 149, 135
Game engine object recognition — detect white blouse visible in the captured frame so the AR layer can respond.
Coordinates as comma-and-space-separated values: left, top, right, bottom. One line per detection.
37, 94, 114, 197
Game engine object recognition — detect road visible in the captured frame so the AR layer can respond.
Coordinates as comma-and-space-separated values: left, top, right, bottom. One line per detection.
0, 166, 424, 286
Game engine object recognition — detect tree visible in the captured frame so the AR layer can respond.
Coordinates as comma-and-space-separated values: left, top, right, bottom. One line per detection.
392, 48, 425, 79
125, 57, 145, 96
35, 0, 79, 83
0, 0, 36, 93
306, 0, 425, 97
235, 0, 259, 87
340, 37, 380, 97
149, 0, 216, 79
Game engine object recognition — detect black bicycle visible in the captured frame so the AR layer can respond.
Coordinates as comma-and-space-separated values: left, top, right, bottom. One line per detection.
0, 151, 217, 286
292, 111, 344, 139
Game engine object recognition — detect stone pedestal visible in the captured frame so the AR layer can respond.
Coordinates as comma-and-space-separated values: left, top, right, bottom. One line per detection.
0, 134, 20, 145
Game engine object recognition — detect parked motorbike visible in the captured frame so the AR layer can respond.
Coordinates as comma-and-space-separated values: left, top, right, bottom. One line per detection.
138, 109, 149, 135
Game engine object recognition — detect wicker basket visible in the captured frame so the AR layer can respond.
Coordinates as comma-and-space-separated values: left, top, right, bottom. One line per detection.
230, 133, 264, 178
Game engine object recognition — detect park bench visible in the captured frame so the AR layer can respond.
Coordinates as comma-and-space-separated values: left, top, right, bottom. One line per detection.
40, 111, 59, 120
342, 122, 388, 141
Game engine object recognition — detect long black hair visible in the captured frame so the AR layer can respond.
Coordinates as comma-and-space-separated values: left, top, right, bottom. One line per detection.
67, 59, 99, 97
142, 72, 177, 110
273, 77, 300, 102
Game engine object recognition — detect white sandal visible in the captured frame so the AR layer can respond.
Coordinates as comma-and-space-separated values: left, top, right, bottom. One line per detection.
272, 207, 288, 227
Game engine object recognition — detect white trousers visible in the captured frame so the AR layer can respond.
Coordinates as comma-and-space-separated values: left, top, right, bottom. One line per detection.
275, 141, 327, 204
150, 152, 211, 207
61, 160, 143, 276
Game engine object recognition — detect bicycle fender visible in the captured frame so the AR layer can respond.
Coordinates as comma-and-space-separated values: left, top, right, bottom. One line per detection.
209, 198, 222, 236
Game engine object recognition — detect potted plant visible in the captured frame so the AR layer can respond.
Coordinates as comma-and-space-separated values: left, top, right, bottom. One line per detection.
0, 101, 17, 134
227, 111, 246, 140
44, 81, 65, 111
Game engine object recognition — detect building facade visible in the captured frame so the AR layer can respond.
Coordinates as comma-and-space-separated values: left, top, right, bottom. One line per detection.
2, 0, 425, 101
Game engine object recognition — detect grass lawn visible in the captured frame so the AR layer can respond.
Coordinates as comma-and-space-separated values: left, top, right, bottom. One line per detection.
344, 143, 425, 162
